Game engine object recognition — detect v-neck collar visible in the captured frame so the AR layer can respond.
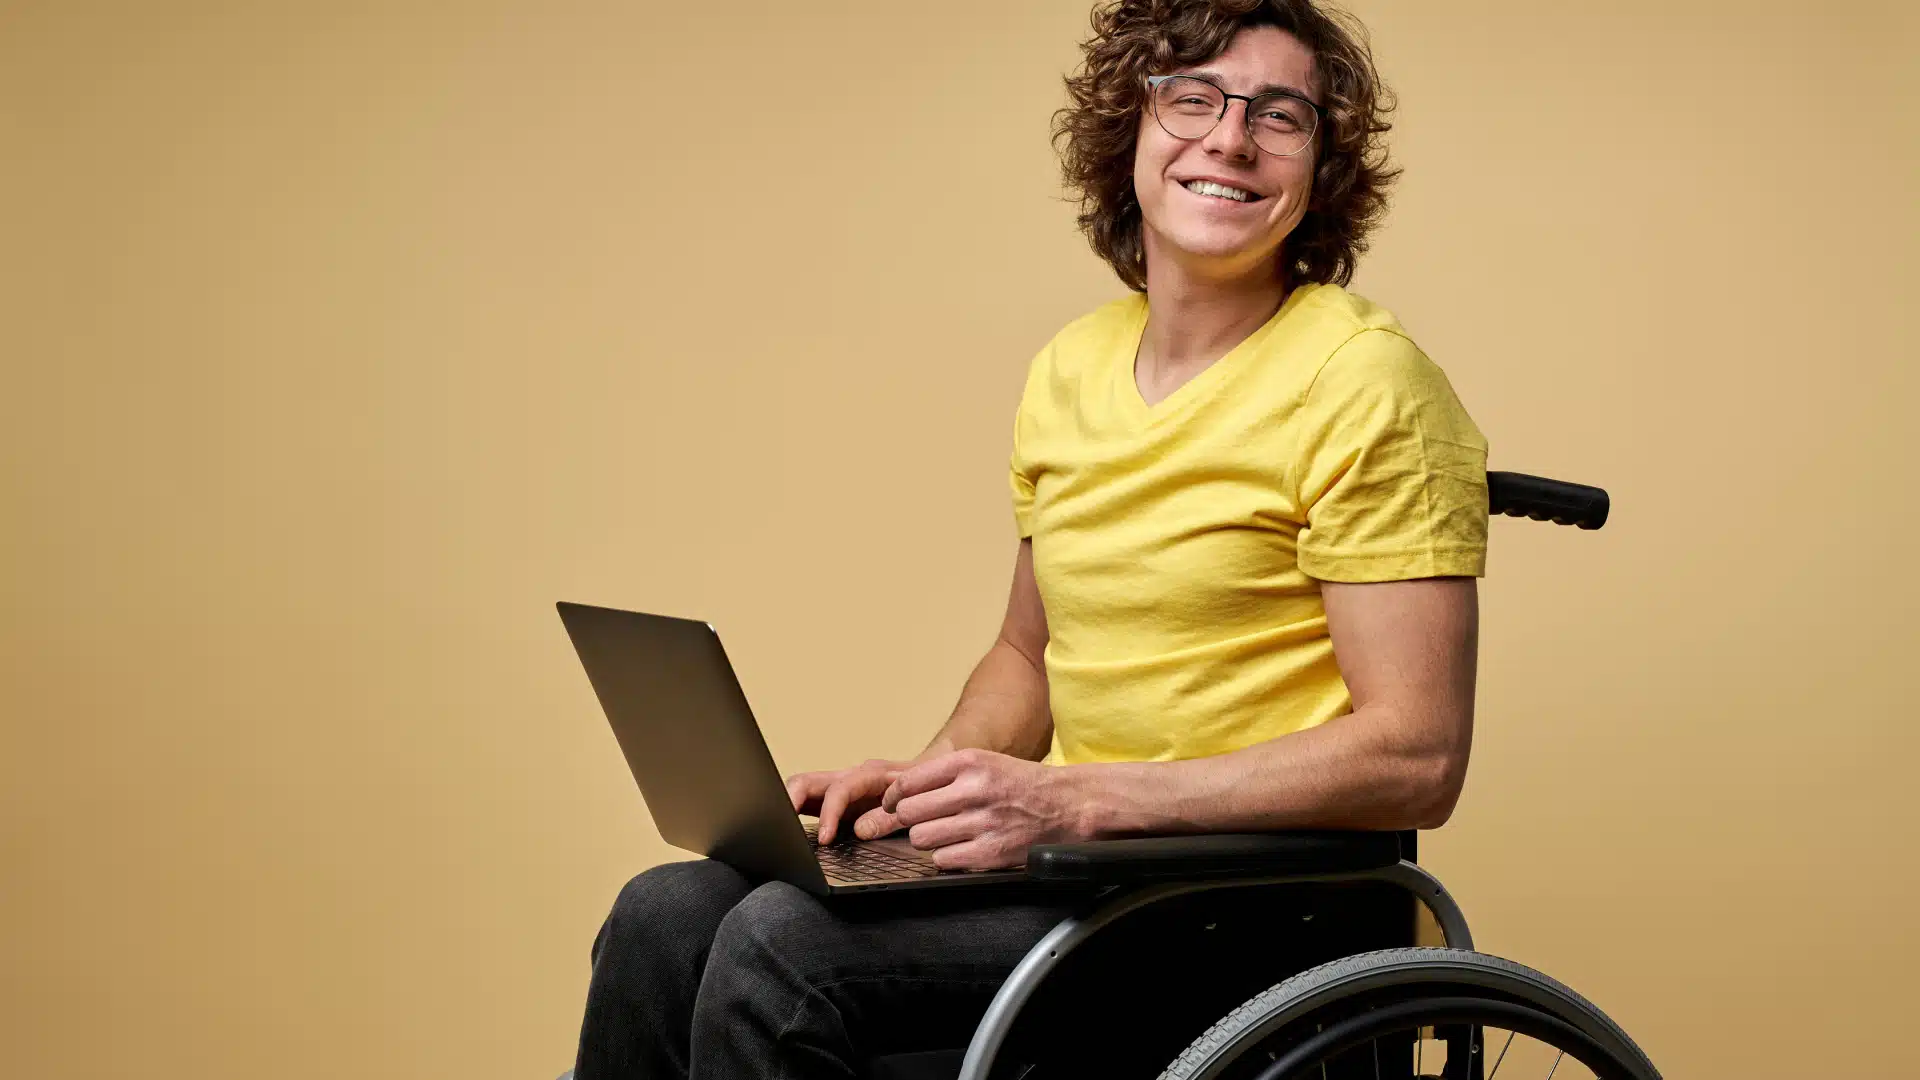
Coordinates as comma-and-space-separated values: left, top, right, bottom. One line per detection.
1119, 285, 1314, 425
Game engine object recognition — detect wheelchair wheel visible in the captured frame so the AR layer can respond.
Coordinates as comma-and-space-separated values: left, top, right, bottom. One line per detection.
1157, 948, 1660, 1080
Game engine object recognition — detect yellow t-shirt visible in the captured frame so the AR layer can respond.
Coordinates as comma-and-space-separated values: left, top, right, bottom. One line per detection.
1010, 283, 1489, 766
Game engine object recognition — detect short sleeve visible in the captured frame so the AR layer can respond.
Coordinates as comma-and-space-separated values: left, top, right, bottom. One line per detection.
1008, 348, 1046, 539
1292, 329, 1489, 582
1010, 429, 1037, 539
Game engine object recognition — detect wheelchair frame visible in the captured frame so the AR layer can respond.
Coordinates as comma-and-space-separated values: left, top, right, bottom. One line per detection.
950, 471, 1610, 1080
956, 835, 1469, 1078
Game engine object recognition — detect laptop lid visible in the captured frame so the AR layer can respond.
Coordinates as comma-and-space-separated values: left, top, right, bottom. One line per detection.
556, 601, 826, 890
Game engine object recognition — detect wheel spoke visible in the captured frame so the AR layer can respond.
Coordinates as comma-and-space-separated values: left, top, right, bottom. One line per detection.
1170, 952, 1653, 1080
1486, 1029, 1515, 1078
1235, 994, 1632, 1080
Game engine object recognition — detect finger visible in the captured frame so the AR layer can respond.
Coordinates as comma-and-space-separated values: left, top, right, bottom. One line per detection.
906, 809, 994, 852
882, 751, 973, 814
816, 779, 859, 846
851, 805, 902, 841
891, 782, 979, 828
786, 772, 830, 814
930, 836, 1022, 872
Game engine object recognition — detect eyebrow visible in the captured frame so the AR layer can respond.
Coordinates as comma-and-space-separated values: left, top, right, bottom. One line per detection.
1180, 69, 1317, 102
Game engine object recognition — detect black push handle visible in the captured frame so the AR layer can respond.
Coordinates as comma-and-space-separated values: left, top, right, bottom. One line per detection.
1487, 471, 1609, 530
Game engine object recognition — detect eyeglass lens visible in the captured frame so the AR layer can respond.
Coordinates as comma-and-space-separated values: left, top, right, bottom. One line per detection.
1151, 75, 1316, 156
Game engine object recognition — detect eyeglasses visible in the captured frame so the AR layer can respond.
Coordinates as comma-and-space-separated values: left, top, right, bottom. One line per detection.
1145, 74, 1324, 158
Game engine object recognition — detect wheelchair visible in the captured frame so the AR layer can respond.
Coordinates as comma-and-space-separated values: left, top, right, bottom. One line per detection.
859, 472, 1662, 1080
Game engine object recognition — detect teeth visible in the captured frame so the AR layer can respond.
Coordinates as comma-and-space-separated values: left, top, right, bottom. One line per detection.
1185, 179, 1256, 202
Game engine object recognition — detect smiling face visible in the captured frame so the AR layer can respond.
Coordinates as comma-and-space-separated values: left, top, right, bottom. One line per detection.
1133, 25, 1320, 284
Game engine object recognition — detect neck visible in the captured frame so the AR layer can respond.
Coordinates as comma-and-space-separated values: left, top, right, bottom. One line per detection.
1136, 239, 1291, 382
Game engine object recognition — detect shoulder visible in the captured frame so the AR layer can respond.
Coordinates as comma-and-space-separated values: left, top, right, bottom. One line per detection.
1293, 281, 1408, 338
1290, 285, 1451, 404
1028, 293, 1145, 381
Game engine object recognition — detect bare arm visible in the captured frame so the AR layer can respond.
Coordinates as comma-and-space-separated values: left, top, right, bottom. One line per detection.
787, 540, 1050, 842
919, 539, 1052, 763
882, 576, 1478, 867
1075, 577, 1478, 834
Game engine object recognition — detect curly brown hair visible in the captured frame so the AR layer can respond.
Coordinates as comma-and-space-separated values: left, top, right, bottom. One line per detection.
1053, 0, 1400, 291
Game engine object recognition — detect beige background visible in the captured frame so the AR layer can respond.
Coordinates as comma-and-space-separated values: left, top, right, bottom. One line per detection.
3, 1, 1915, 1076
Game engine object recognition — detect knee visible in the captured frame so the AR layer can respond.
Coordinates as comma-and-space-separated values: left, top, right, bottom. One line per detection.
707, 881, 835, 983
593, 860, 751, 968
608, 859, 751, 926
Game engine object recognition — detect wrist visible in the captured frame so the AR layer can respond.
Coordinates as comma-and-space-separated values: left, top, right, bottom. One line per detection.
1058, 762, 1144, 840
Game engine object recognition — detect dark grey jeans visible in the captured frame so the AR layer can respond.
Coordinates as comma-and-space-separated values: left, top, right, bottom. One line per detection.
571, 859, 1414, 1080
572, 860, 1072, 1080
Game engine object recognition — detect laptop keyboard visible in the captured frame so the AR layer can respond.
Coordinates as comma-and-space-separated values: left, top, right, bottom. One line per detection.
805, 823, 944, 880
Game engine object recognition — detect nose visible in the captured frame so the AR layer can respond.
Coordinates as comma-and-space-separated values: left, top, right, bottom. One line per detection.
1200, 97, 1257, 161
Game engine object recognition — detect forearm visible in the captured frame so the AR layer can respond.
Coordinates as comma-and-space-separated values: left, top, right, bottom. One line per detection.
1070, 704, 1469, 836
921, 638, 1053, 763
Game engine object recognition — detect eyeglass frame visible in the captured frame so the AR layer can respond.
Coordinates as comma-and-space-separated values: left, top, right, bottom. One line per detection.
1144, 74, 1327, 158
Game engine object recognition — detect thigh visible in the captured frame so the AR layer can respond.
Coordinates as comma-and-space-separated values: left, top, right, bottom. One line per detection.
576, 860, 759, 1080
699, 882, 1077, 1061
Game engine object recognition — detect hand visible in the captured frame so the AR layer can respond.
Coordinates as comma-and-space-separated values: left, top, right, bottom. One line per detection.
880, 749, 1092, 871
785, 758, 914, 845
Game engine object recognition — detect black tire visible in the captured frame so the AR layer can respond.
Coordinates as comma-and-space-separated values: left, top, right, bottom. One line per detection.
1156, 947, 1660, 1080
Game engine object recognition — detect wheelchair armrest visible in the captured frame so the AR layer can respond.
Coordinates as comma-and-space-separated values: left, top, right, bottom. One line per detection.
1026, 831, 1407, 886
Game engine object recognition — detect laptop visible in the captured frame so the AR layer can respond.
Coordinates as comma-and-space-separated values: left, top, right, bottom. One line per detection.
557, 601, 1028, 895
